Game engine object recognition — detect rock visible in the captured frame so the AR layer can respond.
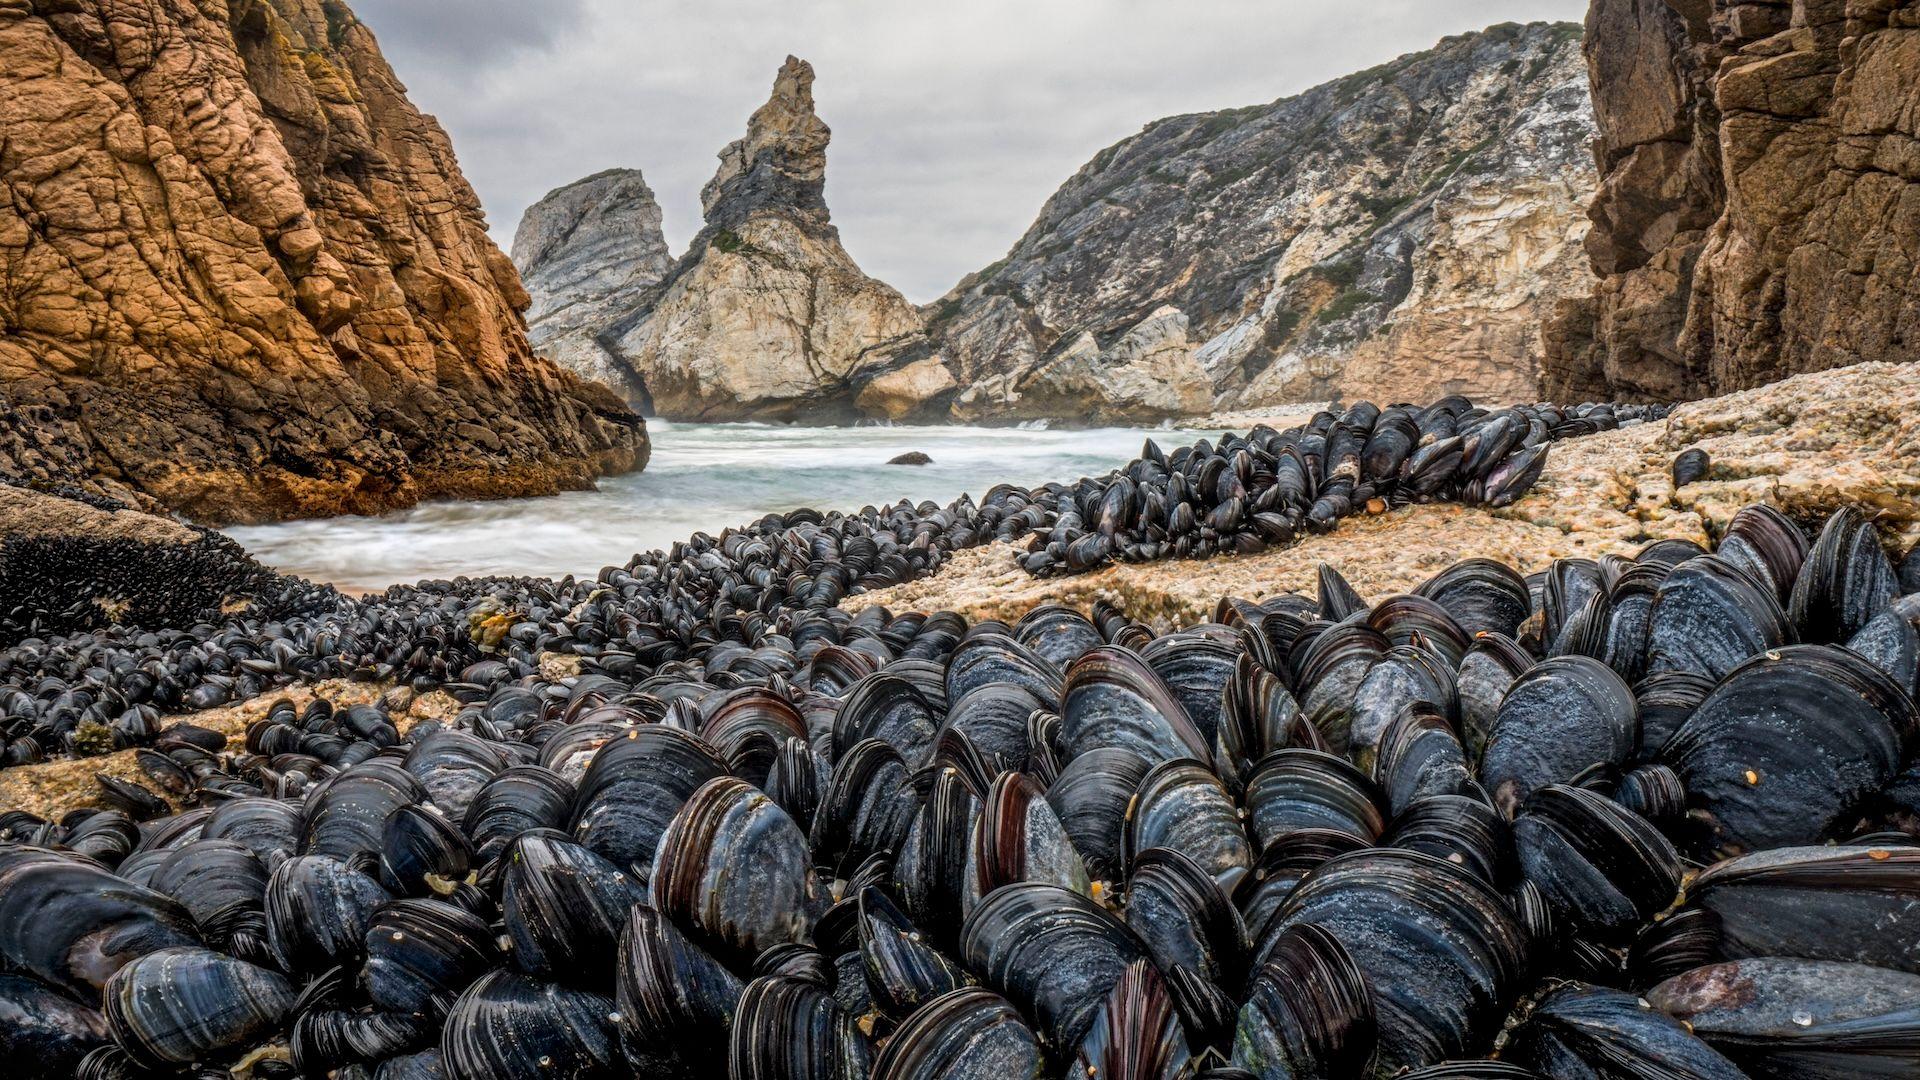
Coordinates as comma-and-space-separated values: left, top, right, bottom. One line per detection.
856, 358, 960, 422
1545, 2, 1920, 401
544, 57, 931, 422
855, 361, 1920, 630
931, 21, 1598, 413
887, 452, 933, 466
0, 1, 647, 524
512, 169, 674, 402
951, 306, 1212, 424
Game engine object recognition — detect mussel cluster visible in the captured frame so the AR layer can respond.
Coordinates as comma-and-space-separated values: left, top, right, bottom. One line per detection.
2, 502, 1918, 1078
0, 396, 1663, 770
1015, 398, 1667, 576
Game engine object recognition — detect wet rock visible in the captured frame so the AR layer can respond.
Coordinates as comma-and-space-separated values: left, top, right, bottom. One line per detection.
887, 452, 934, 467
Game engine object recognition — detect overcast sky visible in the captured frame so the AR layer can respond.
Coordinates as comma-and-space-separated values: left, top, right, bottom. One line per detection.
353, 0, 1589, 302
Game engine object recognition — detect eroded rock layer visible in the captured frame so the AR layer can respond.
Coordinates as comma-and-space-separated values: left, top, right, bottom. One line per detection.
932, 21, 1599, 418
1546, 0, 1920, 402
0, 0, 647, 524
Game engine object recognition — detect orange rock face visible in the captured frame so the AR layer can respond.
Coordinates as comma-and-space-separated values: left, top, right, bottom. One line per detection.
0, 0, 646, 524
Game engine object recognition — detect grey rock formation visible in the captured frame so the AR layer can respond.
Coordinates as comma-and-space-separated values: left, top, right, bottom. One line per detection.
526, 58, 928, 421
512, 170, 673, 400
931, 20, 1598, 413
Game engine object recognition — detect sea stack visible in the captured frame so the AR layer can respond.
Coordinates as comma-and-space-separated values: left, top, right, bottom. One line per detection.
598, 57, 932, 421
513, 170, 675, 400
0, 0, 647, 524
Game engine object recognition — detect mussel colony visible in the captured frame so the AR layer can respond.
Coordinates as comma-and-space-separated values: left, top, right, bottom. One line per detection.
4, 490, 1920, 1077
1, 396, 1664, 769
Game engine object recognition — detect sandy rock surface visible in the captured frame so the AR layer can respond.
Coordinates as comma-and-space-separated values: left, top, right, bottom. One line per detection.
0, 681, 463, 820
853, 362, 1920, 629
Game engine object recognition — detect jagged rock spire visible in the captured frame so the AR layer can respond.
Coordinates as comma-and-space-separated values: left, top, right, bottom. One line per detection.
700, 56, 832, 229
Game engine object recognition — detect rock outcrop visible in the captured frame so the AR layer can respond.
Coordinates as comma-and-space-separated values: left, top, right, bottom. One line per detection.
577, 57, 930, 421
931, 21, 1599, 416
1545, 1, 1920, 402
0, 0, 647, 524
512, 169, 673, 401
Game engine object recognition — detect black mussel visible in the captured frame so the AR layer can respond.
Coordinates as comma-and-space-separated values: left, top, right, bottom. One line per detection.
960, 882, 1149, 1052
1480, 655, 1636, 818
835, 674, 941, 767
968, 771, 1089, 911
0, 847, 199, 997
615, 904, 742, 1068
1073, 959, 1191, 1080
812, 737, 919, 877
1659, 644, 1915, 858
1232, 922, 1375, 1079
1060, 646, 1211, 766
940, 685, 1042, 779
1046, 747, 1151, 882
502, 834, 646, 985
1649, 958, 1920, 1079
1505, 983, 1743, 1079
1233, 829, 1371, 946
1848, 594, 1920, 699
1682, 844, 1920, 972
149, 838, 271, 964
301, 762, 427, 863
440, 969, 621, 1080
103, 945, 296, 1068
1384, 794, 1507, 886
858, 887, 969, 1021
363, 898, 499, 1016
569, 725, 728, 877
1245, 748, 1386, 851
1395, 1065, 1542, 1079
945, 634, 1063, 712
1671, 448, 1710, 488
1344, 642, 1457, 770
651, 776, 820, 965
1014, 605, 1105, 669
1512, 785, 1682, 943
0, 972, 112, 1077
1124, 757, 1252, 889
1124, 847, 1249, 988
1901, 538, 1920, 595
1416, 559, 1531, 640
1455, 633, 1531, 761
463, 765, 574, 863
1373, 705, 1474, 818
202, 797, 303, 870
869, 988, 1042, 1080
1631, 671, 1715, 764
727, 974, 871, 1080
1266, 849, 1528, 1076
266, 854, 393, 976
379, 804, 473, 896
1317, 565, 1367, 622
1717, 504, 1806, 603
1646, 555, 1795, 681
1790, 507, 1900, 645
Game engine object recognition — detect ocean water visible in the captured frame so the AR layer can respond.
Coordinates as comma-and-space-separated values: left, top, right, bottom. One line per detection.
223, 422, 1212, 592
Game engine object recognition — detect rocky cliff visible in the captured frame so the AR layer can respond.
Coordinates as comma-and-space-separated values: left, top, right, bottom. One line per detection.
512, 169, 673, 401
564, 57, 930, 421
0, 0, 647, 524
1546, 1, 1920, 402
932, 21, 1599, 418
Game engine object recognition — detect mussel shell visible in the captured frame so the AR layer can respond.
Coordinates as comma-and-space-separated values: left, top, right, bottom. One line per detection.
378, 804, 473, 896
1505, 983, 1742, 1080
363, 898, 499, 1015
265, 854, 394, 976
1073, 959, 1191, 1080
0, 972, 112, 1077
1060, 647, 1211, 766
1512, 785, 1681, 943
1124, 847, 1249, 988
959, 882, 1150, 1052
1480, 655, 1636, 818
502, 834, 645, 985
1266, 849, 1528, 1075
869, 988, 1042, 1080
727, 974, 870, 1080
1123, 758, 1252, 889
1015, 605, 1105, 669
1045, 748, 1151, 882
0, 847, 199, 998
615, 904, 742, 1061
1684, 844, 1920, 972
103, 946, 296, 1067
1659, 644, 1915, 857
1789, 506, 1900, 645
149, 838, 270, 962
1646, 555, 1794, 682
968, 771, 1090, 913
1671, 448, 1710, 488
440, 969, 620, 1080
858, 887, 969, 1021
1232, 923, 1375, 1080
1648, 958, 1920, 1079
650, 777, 819, 965
463, 765, 575, 862
1245, 748, 1386, 851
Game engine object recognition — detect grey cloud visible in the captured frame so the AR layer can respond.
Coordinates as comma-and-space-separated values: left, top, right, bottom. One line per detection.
355, 0, 1589, 301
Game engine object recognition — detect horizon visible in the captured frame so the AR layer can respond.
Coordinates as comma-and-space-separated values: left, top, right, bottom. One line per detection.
352, 0, 1588, 303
